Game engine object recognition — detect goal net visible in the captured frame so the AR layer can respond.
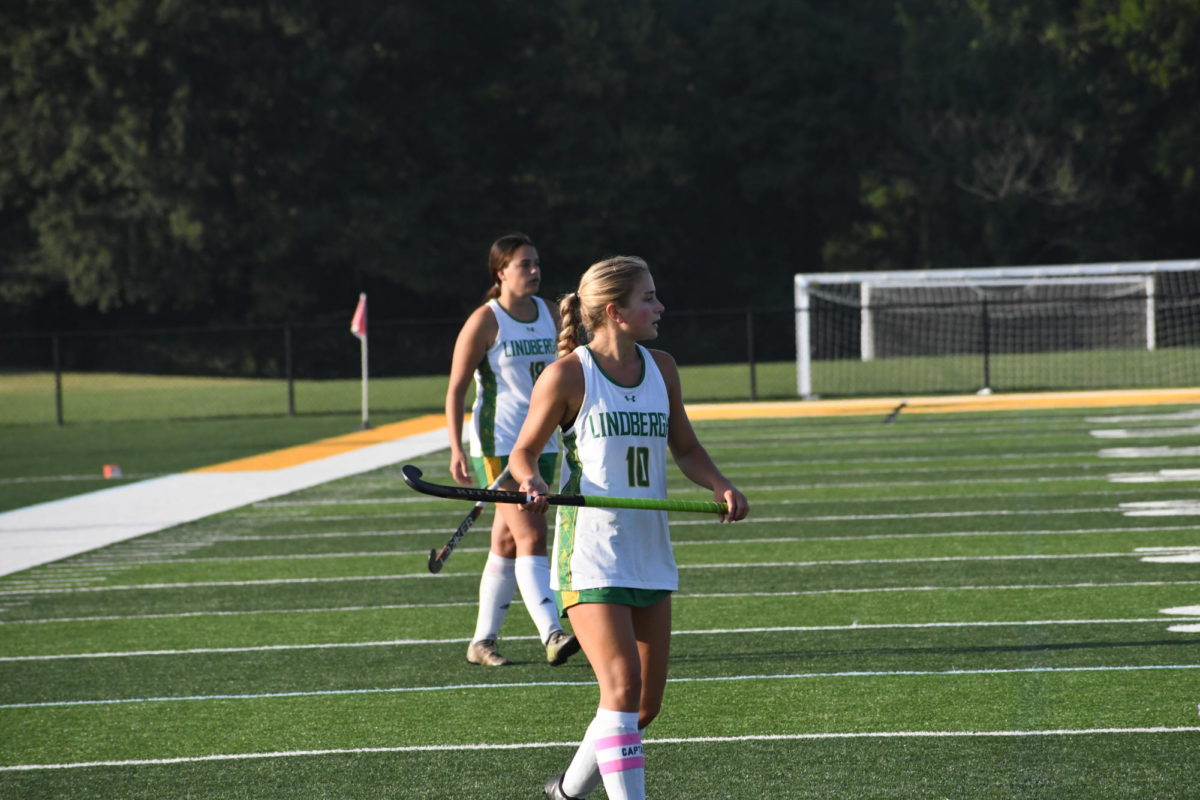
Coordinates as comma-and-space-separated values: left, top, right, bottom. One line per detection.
794, 260, 1200, 398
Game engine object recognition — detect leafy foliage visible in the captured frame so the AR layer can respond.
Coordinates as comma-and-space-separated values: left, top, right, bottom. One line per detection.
1, 0, 1198, 329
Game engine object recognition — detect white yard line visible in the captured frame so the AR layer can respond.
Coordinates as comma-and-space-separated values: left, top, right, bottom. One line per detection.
0, 551, 1147, 598
1, 617, 1192, 662
3, 726, 1198, 772
4, 663, 1197, 709
6, 579, 1198, 625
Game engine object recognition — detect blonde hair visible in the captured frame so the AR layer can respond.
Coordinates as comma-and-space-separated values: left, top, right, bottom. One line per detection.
557, 256, 649, 358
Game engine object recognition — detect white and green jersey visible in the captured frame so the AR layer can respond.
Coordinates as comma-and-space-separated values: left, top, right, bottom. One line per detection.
468, 296, 559, 458
553, 344, 676, 593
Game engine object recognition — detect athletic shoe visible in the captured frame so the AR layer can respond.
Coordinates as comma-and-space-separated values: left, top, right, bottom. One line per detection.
466, 639, 512, 666
543, 772, 584, 800
544, 629, 581, 666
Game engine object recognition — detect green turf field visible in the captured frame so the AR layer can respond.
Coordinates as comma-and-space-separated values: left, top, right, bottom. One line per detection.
2, 405, 1199, 798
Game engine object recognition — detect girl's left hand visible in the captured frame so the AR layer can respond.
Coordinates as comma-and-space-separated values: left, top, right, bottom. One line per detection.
715, 485, 749, 523
519, 476, 550, 514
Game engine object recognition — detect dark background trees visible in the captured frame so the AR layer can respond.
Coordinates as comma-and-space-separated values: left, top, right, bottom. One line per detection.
2, 0, 1197, 333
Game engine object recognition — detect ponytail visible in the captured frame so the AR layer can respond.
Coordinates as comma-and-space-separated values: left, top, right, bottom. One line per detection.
558, 292, 584, 358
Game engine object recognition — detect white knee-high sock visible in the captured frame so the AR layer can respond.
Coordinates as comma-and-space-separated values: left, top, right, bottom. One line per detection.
591, 708, 644, 800
563, 717, 649, 798
472, 553, 516, 642
514, 555, 560, 642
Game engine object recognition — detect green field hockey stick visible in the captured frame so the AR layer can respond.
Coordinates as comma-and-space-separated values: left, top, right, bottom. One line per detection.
402, 465, 727, 515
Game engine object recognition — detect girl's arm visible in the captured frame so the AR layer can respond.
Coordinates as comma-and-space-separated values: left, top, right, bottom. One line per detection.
652, 350, 749, 522
509, 355, 584, 511
445, 306, 497, 486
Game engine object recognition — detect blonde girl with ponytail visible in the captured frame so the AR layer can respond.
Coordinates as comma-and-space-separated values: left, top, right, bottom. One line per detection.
509, 255, 749, 800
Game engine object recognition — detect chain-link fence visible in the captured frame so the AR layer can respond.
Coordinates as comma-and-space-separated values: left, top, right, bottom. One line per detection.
2, 308, 796, 425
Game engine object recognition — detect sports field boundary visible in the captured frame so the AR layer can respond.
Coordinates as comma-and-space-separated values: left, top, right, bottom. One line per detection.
2, 387, 1197, 578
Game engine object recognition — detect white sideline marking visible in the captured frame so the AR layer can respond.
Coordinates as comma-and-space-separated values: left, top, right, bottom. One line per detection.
0, 430, 448, 577
1168, 624, 1200, 633
1121, 500, 1200, 517
1161, 606, 1200, 616
4, 727, 1198, 772
1142, 554, 1200, 564
1100, 446, 1200, 458
1091, 425, 1200, 438
1107, 469, 1200, 483
8, 579, 1199, 625
1, 618, 1191, 662
1088, 410, 1200, 423
4, 663, 1197, 709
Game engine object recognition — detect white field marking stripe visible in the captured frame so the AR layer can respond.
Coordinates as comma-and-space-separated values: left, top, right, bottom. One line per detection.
0, 573, 473, 597
730, 461, 1180, 480
84, 522, 1200, 563
1108, 470, 1200, 483
747, 476, 1126, 491
5, 727, 1200, 772
0, 601, 479, 625
253, 497, 434, 507
707, 431, 1082, 448
1135, 546, 1200, 553
674, 508, 1118, 526
9, 580, 1199, 626
1091, 425, 1200, 438
210, 528, 468, 541
226, 509, 477, 522
0, 552, 1141, 598
1089, 410, 1200, 422
743, 489, 1153, 502
680, 553, 1136, 569
2, 618, 1191, 663
1100, 446, 1200, 458
86, 535, 1200, 568
7, 663, 1199, 710
725, 451, 1100, 466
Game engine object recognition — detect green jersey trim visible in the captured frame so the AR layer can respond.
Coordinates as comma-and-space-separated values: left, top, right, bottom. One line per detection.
475, 355, 497, 456
584, 345, 645, 389
493, 299, 540, 325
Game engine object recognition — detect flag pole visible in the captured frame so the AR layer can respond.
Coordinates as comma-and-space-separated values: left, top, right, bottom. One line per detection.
360, 326, 369, 429
350, 293, 370, 429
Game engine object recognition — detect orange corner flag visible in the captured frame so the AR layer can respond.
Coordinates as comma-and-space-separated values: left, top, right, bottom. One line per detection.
350, 293, 367, 339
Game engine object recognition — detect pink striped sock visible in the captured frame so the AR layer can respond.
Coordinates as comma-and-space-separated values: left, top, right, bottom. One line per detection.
592, 709, 644, 800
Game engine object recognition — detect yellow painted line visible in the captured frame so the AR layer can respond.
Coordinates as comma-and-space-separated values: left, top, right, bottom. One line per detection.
192, 414, 446, 473
686, 387, 1200, 421
191, 387, 1200, 473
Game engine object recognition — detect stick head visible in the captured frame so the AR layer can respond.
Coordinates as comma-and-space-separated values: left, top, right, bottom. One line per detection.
401, 465, 425, 489
428, 548, 444, 574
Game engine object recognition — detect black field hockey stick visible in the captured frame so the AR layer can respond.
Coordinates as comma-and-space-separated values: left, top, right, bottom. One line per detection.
427, 468, 510, 574
402, 465, 727, 515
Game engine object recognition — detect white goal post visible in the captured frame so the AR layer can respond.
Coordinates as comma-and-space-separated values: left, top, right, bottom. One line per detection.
794, 259, 1200, 398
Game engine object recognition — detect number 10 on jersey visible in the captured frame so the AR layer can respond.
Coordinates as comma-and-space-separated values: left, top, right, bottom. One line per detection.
626, 446, 651, 488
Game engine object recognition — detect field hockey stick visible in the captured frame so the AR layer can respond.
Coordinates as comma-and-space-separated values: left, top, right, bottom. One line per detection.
426, 467, 510, 574
402, 465, 727, 515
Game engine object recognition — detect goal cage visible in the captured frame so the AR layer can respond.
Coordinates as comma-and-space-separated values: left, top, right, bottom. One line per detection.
793, 259, 1200, 398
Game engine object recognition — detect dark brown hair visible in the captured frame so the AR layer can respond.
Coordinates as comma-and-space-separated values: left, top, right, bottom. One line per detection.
484, 233, 535, 301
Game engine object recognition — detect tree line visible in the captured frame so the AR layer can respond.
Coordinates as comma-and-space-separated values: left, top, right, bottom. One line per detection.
2, 0, 1197, 333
